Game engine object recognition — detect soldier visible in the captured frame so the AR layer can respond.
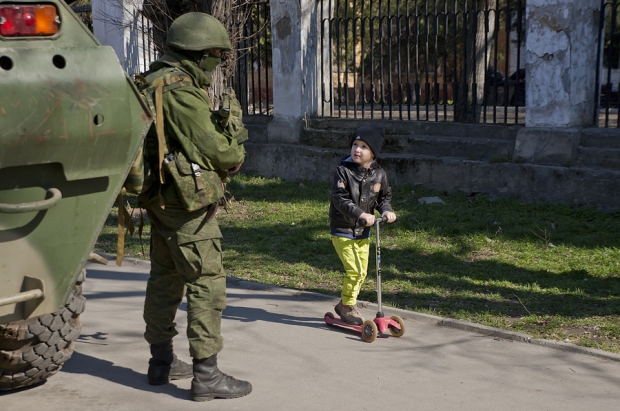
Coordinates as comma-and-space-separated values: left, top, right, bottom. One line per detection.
137, 12, 251, 401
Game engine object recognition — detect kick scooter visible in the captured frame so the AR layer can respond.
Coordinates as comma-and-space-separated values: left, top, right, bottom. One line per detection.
324, 216, 405, 342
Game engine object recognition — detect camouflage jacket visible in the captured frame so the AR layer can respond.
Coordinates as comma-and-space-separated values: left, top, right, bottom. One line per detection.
138, 51, 246, 212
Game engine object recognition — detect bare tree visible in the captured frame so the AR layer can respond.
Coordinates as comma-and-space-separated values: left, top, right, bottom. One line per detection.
454, 0, 497, 123
97, 0, 251, 106
141, 0, 249, 105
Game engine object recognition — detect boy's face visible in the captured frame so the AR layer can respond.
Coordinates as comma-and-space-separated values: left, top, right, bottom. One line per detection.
350, 140, 374, 168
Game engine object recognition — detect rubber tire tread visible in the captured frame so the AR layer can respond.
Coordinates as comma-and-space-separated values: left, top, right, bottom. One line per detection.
0, 281, 85, 391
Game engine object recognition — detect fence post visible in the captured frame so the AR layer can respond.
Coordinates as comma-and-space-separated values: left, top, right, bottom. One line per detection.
524, 0, 600, 127
514, 0, 601, 165
267, 0, 324, 143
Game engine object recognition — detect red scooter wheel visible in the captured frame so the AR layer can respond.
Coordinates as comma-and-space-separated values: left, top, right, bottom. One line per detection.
388, 315, 405, 337
361, 320, 378, 342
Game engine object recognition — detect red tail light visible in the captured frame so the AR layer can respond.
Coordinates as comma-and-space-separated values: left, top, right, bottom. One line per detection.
0, 4, 59, 37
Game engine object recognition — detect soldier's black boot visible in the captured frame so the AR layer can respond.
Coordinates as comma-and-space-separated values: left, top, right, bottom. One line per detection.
191, 355, 252, 401
148, 340, 193, 385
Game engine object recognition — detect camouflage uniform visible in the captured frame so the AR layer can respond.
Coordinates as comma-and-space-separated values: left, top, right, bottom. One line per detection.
139, 50, 245, 360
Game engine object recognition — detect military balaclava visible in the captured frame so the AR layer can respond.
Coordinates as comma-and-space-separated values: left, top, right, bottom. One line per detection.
198, 51, 222, 73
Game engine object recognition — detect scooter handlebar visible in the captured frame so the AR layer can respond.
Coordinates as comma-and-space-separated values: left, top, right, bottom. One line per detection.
360, 216, 388, 225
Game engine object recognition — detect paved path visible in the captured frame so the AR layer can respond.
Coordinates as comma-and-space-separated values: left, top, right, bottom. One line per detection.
2, 258, 620, 411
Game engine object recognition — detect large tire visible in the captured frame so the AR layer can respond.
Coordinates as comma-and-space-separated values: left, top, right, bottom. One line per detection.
0, 277, 85, 391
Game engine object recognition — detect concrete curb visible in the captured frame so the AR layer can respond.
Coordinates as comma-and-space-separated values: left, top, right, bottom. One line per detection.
93, 252, 620, 363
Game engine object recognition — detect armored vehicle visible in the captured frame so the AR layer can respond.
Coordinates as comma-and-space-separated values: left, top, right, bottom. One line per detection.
0, 0, 152, 390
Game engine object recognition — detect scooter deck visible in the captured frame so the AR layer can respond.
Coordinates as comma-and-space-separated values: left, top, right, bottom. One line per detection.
324, 312, 404, 342
324, 312, 363, 331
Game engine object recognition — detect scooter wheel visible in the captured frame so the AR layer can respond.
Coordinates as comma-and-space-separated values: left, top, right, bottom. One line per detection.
388, 315, 405, 337
361, 320, 378, 343
324, 312, 335, 320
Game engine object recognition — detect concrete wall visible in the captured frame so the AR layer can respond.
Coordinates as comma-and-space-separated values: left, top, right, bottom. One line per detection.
243, 117, 620, 208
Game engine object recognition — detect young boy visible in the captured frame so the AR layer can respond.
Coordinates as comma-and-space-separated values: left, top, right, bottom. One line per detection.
329, 125, 397, 325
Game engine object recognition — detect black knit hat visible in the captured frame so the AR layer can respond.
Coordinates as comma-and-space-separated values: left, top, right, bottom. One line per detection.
350, 125, 385, 158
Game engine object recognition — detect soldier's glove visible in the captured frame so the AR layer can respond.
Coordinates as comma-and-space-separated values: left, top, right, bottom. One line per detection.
218, 87, 248, 144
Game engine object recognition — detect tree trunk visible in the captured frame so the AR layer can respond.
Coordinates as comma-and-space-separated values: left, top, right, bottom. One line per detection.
454, 0, 496, 123
140, 0, 250, 108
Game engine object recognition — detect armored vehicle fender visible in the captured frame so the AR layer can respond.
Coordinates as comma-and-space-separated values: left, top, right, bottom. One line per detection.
0, 0, 152, 390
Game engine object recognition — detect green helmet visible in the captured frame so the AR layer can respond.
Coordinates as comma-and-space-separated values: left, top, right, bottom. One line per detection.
166, 12, 232, 52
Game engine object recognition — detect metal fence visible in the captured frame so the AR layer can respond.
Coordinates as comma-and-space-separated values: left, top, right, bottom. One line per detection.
319, 0, 526, 124
597, 0, 620, 128
233, 1, 273, 115
72, 1, 618, 127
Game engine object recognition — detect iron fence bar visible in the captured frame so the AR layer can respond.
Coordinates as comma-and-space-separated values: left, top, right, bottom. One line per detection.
503, 1, 510, 123
344, 0, 350, 119
442, 0, 448, 121
452, 0, 458, 123
614, 0, 619, 128
433, 0, 439, 121
336, 0, 342, 117
248, 11, 257, 115
379, 0, 385, 119
236, 13, 248, 115
604, 0, 619, 128
424, 1, 430, 121
353, 0, 358, 119
320, 0, 325, 117
492, 2, 499, 123
406, 0, 412, 120
370, 1, 376, 118
387, 0, 393, 120
462, 2, 468, 122
398, 1, 402, 120
482, 1, 488, 123
415, 0, 421, 120
595, 0, 605, 126
514, 0, 523, 123
361, 1, 367, 115
262, 2, 271, 115
329, 0, 335, 117
256, 5, 263, 115
474, 1, 480, 122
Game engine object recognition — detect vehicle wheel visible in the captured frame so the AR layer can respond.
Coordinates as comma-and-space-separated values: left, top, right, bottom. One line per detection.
388, 316, 405, 337
0, 276, 85, 391
361, 320, 378, 343
324, 312, 335, 320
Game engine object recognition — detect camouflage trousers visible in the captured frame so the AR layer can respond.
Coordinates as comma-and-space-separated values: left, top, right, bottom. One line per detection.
144, 204, 225, 360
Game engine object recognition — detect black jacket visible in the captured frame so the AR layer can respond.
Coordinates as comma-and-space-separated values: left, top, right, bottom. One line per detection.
329, 156, 393, 239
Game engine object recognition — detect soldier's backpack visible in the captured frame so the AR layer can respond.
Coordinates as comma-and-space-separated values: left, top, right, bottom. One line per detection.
115, 68, 194, 265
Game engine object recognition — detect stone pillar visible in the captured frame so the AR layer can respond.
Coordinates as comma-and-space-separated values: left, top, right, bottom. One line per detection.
525, 0, 600, 127
267, 0, 325, 143
514, 0, 601, 165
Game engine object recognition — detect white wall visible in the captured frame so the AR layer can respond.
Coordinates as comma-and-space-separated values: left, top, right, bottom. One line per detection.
92, 0, 154, 76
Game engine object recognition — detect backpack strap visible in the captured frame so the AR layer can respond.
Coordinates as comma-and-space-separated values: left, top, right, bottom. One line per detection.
143, 70, 194, 185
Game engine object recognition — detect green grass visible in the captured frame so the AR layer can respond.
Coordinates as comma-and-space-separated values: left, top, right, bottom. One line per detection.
96, 173, 620, 353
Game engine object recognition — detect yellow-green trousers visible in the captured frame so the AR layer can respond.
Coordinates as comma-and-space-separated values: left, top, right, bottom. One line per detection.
144, 204, 225, 360
331, 236, 370, 306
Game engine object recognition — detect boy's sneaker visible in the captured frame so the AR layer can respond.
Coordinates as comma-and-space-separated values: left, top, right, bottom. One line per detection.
335, 300, 364, 325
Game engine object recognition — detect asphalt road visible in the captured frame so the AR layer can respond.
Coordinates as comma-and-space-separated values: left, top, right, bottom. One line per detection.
2, 257, 619, 411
